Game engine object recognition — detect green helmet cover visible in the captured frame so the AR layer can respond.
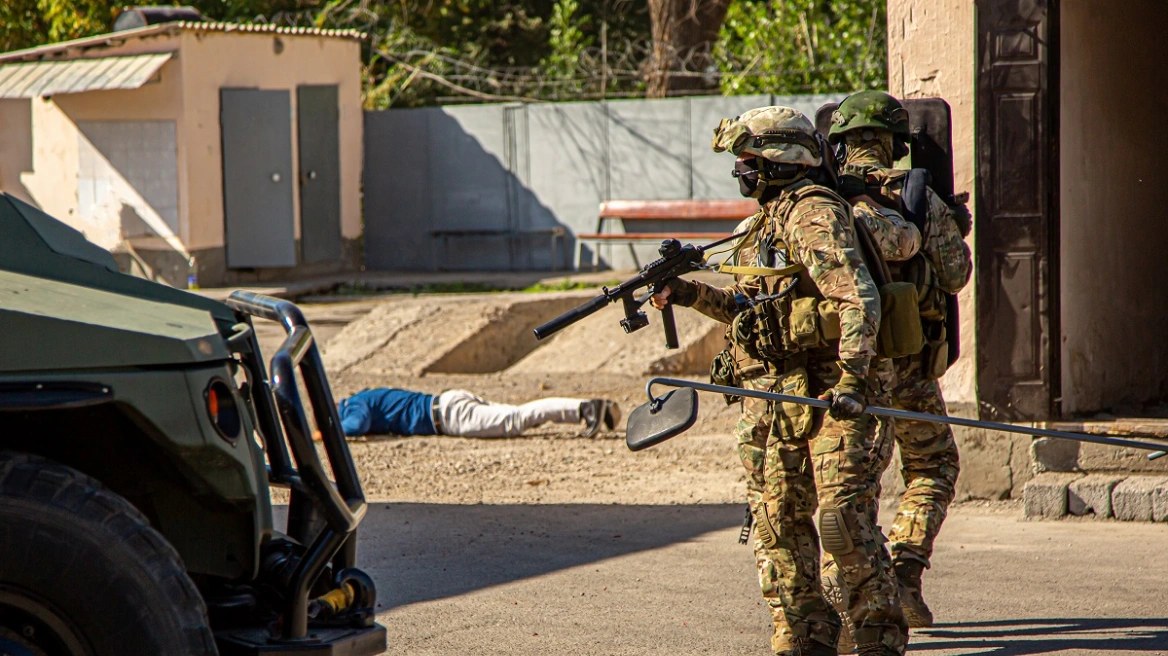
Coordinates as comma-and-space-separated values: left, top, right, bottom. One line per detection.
828, 90, 910, 143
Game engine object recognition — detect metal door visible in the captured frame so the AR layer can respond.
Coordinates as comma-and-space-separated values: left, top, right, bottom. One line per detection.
297, 85, 342, 264
221, 88, 296, 268
975, 0, 1059, 420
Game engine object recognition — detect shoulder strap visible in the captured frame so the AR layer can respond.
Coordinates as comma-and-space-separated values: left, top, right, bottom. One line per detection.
900, 168, 933, 234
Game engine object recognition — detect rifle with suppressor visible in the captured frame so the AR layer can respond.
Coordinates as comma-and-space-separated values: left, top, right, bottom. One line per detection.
533, 234, 743, 349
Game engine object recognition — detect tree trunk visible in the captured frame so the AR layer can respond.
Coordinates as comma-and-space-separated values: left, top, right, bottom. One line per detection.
645, 0, 732, 98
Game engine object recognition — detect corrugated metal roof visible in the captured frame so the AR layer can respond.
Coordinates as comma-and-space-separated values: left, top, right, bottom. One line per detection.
0, 52, 172, 98
0, 22, 365, 64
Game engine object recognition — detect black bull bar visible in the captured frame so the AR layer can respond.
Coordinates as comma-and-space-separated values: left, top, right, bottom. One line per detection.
225, 290, 368, 640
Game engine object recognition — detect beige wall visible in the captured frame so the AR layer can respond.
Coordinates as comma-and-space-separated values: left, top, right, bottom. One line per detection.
887, 0, 977, 407
178, 30, 363, 250
1059, 0, 1168, 413
8, 32, 187, 251
0, 99, 34, 203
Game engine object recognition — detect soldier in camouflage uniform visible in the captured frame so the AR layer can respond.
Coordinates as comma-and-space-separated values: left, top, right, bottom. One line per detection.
652, 106, 908, 656
822, 91, 973, 636
722, 151, 921, 653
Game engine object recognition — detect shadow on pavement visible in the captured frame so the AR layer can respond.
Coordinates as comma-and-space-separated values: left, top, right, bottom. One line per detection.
911, 617, 1168, 654
351, 503, 743, 610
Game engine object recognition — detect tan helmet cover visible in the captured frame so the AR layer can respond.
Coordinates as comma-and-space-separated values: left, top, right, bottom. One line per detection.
711, 106, 822, 167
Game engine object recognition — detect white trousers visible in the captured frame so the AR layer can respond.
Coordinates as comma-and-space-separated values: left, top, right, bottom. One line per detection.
435, 390, 584, 437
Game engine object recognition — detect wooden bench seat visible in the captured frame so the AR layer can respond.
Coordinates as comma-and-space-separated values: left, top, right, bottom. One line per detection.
575, 199, 756, 270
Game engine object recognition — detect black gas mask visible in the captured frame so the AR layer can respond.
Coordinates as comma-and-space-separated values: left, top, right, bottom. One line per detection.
732, 157, 805, 200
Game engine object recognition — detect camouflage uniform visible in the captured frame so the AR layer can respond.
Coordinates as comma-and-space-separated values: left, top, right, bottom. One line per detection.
727, 205, 908, 652
842, 153, 971, 569
672, 162, 908, 653
822, 90, 973, 633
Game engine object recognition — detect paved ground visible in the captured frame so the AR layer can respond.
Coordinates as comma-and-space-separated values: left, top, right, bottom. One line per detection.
254, 293, 1168, 655
347, 502, 1168, 655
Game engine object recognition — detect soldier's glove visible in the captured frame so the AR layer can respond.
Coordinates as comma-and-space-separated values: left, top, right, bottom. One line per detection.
948, 201, 972, 237
660, 277, 698, 307
837, 173, 867, 200
819, 373, 867, 420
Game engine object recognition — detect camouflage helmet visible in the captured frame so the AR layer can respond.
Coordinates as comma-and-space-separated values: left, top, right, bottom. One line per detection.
711, 106, 822, 167
827, 90, 910, 143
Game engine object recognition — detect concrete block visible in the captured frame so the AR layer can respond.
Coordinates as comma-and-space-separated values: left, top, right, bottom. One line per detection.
1152, 482, 1168, 522
1067, 474, 1126, 518
1023, 473, 1084, 519
1030, 437, 1080, 473
1111, 476, 1168, 522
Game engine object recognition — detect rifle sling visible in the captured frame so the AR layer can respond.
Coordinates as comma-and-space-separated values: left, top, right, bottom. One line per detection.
716, 263, 805, 277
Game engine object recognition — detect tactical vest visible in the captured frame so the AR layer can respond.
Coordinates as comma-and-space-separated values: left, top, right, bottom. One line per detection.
718, 184, 922, 362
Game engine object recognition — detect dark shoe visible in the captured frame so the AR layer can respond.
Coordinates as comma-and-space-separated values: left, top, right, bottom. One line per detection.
580, 399, 605, 438
855, 644, 901, 656
821, 562, 854, 653
777, 637, 838, 656
603, 400, 621, 430
894, 559, 934, 628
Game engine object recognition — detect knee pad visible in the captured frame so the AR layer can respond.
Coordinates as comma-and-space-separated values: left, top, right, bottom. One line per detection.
753, 500, 780, 549
818, 508, 855, 555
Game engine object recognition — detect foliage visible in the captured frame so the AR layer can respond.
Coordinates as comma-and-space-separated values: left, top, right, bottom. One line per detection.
0, 0, 885, 105
0, 0, 116, 52
540, 0, 593, 84
714, 0, 886, 95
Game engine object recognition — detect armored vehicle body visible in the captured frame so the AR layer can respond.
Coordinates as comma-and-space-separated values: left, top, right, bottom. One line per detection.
0, 193, 386, 655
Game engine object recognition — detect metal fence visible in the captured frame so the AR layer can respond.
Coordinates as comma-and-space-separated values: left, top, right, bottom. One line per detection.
363, 93, 845, 271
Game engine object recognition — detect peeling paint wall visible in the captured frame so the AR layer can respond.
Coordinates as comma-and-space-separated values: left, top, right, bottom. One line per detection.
887, 0, 978, 409
1059, 0, 1168, 414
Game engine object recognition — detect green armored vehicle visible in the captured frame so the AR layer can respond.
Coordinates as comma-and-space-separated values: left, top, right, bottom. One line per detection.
0, 193, 386, 656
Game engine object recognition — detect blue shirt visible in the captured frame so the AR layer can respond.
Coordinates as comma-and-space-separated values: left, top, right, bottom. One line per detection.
337, 388, 436, 437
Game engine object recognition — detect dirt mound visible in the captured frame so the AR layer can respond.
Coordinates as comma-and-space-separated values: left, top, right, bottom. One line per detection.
321, 292, 594, 376
508, 304, 724, 376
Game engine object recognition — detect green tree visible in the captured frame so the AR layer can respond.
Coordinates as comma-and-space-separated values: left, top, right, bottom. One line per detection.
0, 0, 117, 52
538, 0, 593, 97
714, 0, 886, 95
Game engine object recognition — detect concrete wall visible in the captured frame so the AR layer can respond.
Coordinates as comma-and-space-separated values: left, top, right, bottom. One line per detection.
1059, 0, 1168, 413
887, 0, 978, 410
363, 93, 844, 271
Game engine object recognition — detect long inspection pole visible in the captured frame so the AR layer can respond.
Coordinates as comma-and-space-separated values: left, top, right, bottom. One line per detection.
645, 377, 1168, 460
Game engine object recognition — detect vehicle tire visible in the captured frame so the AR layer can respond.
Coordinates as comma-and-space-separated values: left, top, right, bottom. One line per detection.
0, 451, 218, 656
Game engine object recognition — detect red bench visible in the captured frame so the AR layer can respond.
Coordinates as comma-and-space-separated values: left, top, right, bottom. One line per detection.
575, 199, 758, 270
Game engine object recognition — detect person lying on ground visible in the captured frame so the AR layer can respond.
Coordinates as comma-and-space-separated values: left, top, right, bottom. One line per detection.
334, 387, 621, 439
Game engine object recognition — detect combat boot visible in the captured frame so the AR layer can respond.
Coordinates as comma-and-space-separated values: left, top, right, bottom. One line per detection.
893, 558, 934, 628
821, 562, 854, 653
776, 637, 838, 656
855, 644, 901, 656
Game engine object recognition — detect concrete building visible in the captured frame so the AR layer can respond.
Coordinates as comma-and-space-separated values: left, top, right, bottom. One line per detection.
0, 21, 365, 288
887, 0, 1168, 496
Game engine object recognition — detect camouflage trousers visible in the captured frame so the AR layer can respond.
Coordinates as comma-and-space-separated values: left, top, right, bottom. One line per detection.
883, 356, 961, 567
736, 356, 906, 654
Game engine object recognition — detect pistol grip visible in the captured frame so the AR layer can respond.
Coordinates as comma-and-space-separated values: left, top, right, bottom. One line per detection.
661, 304, 679, 349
